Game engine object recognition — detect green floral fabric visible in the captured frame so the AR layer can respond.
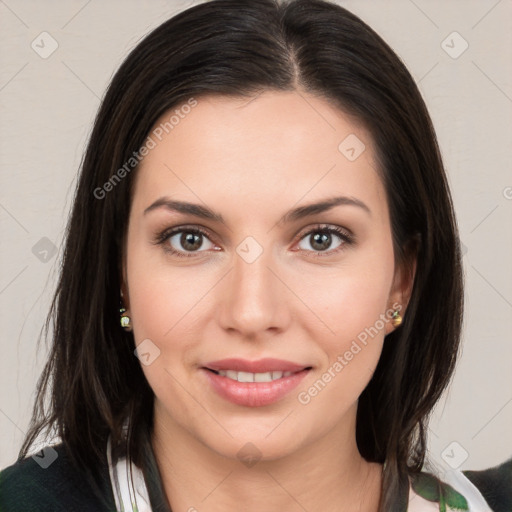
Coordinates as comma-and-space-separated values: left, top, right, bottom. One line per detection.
410, 472, 469, 511
405, 455, 512, 511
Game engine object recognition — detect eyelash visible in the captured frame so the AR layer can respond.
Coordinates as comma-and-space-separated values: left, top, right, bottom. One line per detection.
153, 224, 355, 259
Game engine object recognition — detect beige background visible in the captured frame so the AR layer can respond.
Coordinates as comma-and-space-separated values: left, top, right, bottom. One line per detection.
1, 0, 511, 475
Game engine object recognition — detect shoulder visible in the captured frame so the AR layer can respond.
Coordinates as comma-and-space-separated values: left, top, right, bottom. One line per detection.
0, 442, 117, 512
408, 456, 512, 512
462, 456, 512, 512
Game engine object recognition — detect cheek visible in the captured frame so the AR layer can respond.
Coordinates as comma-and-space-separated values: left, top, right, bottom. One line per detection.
298, 253, 394, 346
125, 225, 208, 336
293, 246, 394, 403
124, 237, 208, 372
295, 284, 389, 416
125, 250, 208, 420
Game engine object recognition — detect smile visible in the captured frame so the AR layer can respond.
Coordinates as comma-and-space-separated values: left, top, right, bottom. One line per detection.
210, 370, 295, 382
200, 358, 312, 407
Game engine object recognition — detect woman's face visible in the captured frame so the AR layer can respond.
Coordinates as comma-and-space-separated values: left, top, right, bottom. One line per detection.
123, 91, 412, 461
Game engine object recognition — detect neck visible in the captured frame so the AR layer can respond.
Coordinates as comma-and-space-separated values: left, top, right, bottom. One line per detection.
150, 403, 382, 512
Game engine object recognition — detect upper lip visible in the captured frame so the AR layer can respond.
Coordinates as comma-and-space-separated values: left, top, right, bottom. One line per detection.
203, 358, 311, 373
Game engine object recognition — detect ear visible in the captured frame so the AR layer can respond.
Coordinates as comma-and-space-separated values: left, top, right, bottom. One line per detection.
385, 235, 419, 334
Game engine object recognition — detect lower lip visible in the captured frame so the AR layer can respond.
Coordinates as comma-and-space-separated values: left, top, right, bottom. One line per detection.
201, 368, 310, 407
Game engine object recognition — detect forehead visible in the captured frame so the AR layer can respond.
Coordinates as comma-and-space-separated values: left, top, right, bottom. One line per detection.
132, 91, 387, 221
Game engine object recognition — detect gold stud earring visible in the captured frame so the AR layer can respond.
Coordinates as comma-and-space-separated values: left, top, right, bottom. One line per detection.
120, 306, 132, 331
391, 309, 402, 327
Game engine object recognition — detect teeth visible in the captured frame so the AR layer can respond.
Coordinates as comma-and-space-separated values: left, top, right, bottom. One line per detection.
238, 371, 254, 382
216, 370, 295, 382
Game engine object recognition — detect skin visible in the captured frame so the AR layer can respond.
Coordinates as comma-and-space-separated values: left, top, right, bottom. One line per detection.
122, 90, 416, 511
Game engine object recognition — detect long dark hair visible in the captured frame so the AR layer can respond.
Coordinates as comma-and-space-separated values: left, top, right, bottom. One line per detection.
19, 0, 464, 509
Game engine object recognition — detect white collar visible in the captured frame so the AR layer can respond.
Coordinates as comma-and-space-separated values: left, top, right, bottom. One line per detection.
107, 434, 152, 512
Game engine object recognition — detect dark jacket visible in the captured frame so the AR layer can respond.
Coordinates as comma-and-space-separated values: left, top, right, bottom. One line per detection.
0, 441, 171, 512
0, 443, 117, 512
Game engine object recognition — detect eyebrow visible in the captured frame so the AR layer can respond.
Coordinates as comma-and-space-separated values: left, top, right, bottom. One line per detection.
143, 195, 371, 225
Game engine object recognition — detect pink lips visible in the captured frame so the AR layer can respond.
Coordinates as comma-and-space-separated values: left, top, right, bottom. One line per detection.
201, 358, 311, 407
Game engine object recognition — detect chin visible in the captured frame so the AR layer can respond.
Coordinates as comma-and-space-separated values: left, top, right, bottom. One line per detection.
206, 433, 303, 465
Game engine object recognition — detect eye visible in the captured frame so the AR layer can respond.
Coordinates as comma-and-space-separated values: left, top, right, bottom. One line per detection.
154, 226, 218, 258
296, 224, 354, 256
153, 223, 354, 259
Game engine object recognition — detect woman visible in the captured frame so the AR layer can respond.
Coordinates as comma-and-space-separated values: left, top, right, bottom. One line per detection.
0, 0, 510, 510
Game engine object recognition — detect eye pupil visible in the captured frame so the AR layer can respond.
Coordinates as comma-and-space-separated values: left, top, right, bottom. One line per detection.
181, 232, 202, 251
311, 232, 331, 251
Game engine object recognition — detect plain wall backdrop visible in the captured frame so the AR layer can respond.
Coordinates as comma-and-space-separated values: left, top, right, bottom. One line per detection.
1, 0, 511, 476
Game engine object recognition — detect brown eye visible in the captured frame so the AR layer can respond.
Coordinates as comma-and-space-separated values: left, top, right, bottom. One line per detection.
157, 226, 216, 258
175, 231, 205, 252
296, 225, 354, 256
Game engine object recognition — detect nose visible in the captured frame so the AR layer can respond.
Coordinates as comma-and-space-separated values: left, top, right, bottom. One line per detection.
217, 242, 291, 338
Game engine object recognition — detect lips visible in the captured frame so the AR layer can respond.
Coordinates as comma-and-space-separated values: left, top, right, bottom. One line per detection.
201, 358, 312, 407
